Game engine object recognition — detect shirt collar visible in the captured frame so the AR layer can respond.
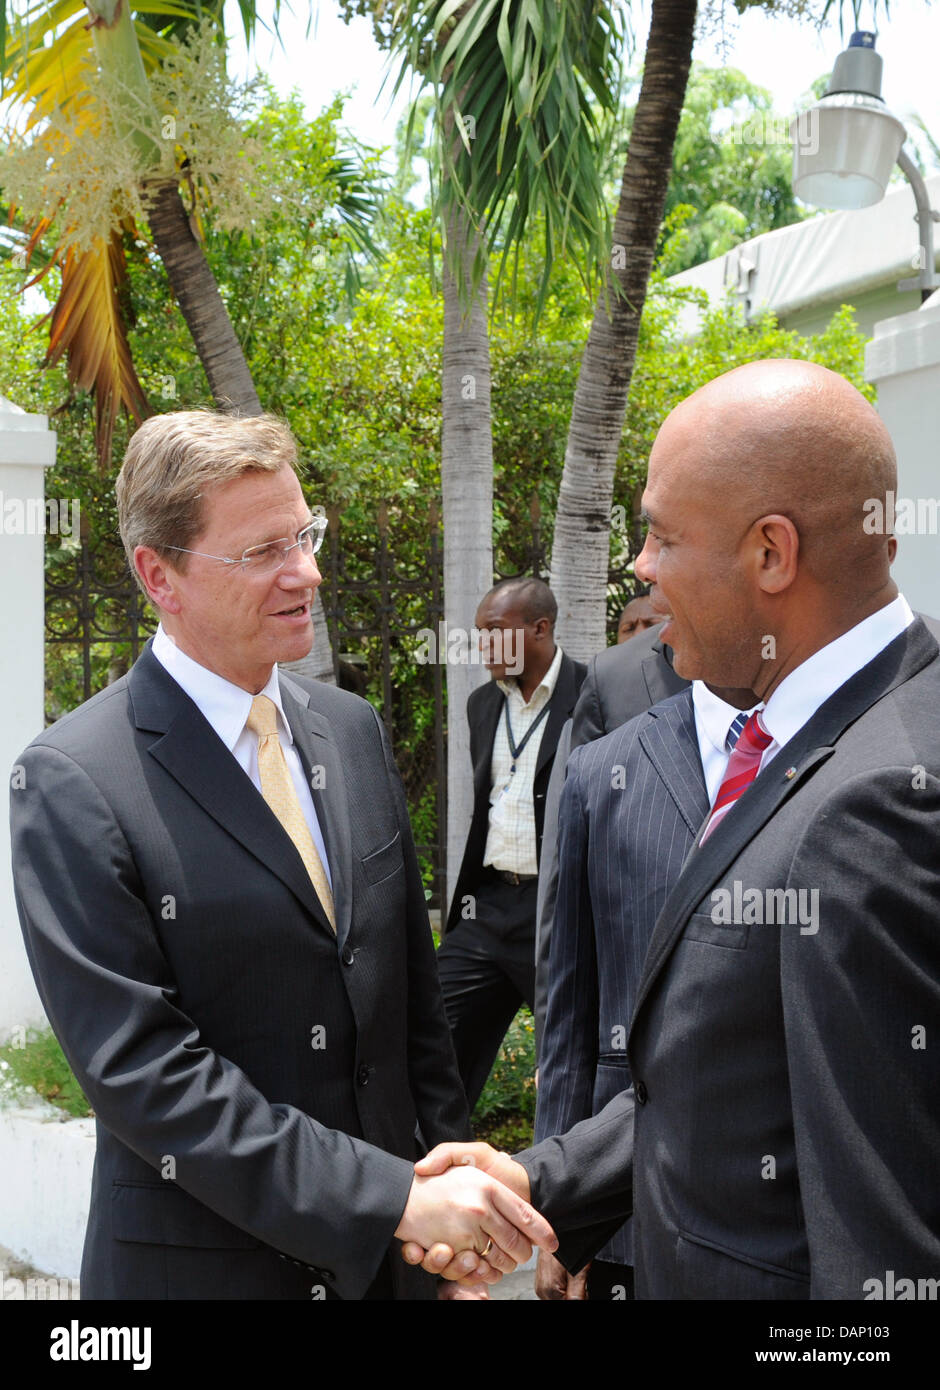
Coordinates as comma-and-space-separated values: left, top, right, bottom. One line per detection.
152, 624, 289, 752
692, 680, 760, 754
760, 594, 914, 751
497, 642, 564, 703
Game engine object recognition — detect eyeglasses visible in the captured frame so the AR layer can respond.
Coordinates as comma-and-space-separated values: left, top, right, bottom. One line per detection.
163, 515, 327, 576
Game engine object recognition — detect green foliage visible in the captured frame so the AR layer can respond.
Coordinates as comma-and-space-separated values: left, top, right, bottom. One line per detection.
471, 1008, 536, 1148
613, 284, 873, 547
0, 1028, 93, 1120
390, 0, 627, 314
613, 63, 807, 275
0, 70, 878, 835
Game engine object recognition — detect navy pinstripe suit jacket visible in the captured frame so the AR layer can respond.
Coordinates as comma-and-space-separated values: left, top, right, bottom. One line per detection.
535, 687, 708, 1264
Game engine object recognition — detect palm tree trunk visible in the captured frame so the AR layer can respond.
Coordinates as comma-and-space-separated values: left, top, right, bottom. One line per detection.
550, 0, 698, 660
442, 206, 494, 906
86, 0, 332, 674
143, 179, 262, 415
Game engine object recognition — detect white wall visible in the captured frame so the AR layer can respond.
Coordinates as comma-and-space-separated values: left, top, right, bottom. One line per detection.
866, 296, 940, 621
0, 1102, 93, 1281
0, 398, 57, 1034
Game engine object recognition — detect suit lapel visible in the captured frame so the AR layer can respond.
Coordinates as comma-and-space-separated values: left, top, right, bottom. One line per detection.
636, 690, 710, 836
128, 647, 336, 939
632, 618, 938, 1024
534, 653, 579, 781
472, 683, 503, 803
642, 636, 689, 705
279, 676, 355, 949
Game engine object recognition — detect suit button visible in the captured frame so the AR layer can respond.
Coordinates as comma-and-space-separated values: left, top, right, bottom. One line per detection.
356, 1063, 371, 1086
635, 1080, 648, 1105
342, 945, 355, 966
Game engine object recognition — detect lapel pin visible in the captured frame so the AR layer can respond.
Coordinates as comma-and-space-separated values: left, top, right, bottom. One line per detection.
784, 766, 797, 780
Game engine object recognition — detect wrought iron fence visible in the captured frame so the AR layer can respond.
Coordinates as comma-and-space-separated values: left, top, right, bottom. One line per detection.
44, 498, 643, 906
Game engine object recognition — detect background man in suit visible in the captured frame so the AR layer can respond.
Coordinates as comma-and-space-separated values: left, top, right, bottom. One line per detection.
531, 618, 689, 1299
437, 578, 586, 1111
10, 411, 555, 1300
406, 360, 940, 1299
534, 622, 688, 1047
616, 592, 659, 644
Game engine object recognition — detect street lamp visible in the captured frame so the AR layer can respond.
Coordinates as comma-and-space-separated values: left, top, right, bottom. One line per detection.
791, 31, 940, 301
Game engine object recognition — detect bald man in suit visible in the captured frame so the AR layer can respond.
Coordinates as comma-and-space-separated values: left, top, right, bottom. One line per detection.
407, 361, 940, 1300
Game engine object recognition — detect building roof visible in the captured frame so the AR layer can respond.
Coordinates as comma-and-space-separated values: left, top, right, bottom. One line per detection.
667, 172, 940, 339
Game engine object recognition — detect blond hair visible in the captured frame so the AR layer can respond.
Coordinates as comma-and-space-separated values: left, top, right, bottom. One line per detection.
116, 411, 299, 590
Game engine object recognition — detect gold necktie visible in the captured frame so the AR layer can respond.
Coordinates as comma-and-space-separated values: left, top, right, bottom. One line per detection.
245, 694, 336, 933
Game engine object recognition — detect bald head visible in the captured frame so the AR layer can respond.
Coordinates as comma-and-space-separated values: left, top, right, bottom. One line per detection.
662, 360, 895, 592
637, 360, 900, 696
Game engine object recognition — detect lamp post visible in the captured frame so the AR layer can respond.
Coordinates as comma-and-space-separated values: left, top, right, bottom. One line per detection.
791, 31, 940, 302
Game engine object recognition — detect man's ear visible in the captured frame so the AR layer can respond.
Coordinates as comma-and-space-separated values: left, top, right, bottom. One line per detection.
749, 515, 799, 595
134, 546, 182, 615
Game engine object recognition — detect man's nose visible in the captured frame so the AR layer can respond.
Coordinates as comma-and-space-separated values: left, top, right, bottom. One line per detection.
280, 545, 322, 589
635, 534, 656, 585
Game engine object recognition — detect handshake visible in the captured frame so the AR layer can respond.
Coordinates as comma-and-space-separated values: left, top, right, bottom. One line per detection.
393, 1142, 556, 1297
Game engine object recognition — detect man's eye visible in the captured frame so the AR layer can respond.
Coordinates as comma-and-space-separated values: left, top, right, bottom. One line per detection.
245, 544, 279, 565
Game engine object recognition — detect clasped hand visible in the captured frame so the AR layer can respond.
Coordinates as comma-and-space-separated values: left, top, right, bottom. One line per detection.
395, 1141, 553, 1286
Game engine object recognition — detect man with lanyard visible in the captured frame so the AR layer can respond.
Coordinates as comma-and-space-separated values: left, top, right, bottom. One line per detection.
437, 578, 586, 1111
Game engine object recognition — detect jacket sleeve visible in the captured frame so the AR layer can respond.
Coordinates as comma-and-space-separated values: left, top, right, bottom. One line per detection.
516, 1088, 635, 1273
533, 718, 572, 1049
570, 656, 604, 750
535, 748, 599, 1141
780, 766, 940, 1299
10, 739, 418, 1302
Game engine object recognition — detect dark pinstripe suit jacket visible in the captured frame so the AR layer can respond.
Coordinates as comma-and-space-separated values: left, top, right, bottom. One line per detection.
534, 688, 707, 1265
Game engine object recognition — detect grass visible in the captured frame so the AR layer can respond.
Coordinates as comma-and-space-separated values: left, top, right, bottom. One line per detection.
0, 1028, 93, 1120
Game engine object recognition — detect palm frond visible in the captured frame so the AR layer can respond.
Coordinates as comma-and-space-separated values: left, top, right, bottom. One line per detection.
39, 232, 151, 466
392, 0, 628, 315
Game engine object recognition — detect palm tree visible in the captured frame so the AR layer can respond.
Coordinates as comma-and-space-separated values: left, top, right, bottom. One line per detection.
549, 0, 895, 657
2, 0, 376, 680
389, 0, 625, 895
549, 0, 698, 658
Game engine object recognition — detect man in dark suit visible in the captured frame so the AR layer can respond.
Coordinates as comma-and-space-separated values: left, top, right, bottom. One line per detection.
531, 619, 689, 1300
535, 678, 760, 1301
437, 578, 586, 1111
533, 622, 688, 1047
9, 411, 555, 1300
406, 360, 940, 1299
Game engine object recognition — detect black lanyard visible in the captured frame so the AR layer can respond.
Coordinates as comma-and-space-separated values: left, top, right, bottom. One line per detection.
503, 696, 551, 775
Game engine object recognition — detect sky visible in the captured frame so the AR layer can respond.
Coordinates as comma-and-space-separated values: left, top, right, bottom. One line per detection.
224, 1, 940, 164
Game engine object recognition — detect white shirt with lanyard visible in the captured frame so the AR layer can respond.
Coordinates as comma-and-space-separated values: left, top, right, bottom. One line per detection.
484, 644, 564, 876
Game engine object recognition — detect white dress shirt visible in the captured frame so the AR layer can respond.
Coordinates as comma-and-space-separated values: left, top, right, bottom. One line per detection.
692, 681, 761, 807
151, 625, 332, 887
484, 643, 564, 875
696, 595, 914, 807
757, 595, 914, 773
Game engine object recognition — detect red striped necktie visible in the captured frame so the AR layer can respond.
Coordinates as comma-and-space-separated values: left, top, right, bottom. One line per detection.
700, 710, 774, 845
